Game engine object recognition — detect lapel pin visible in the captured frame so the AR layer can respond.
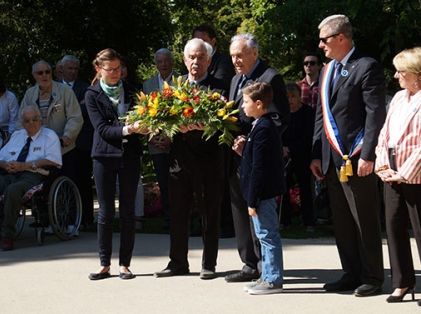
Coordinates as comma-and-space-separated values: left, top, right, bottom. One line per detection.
341, 69, 349, 77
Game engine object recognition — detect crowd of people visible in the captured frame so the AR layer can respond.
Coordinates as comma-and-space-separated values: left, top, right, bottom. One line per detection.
0, 14, 420, 304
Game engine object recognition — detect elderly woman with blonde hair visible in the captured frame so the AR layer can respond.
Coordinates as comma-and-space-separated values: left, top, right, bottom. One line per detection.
375, 47, 421, 305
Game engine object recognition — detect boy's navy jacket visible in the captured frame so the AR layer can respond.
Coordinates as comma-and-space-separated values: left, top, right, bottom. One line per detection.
240, 113, 284, 208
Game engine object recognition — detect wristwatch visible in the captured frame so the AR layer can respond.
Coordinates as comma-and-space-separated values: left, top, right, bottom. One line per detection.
31, 161, 37, 170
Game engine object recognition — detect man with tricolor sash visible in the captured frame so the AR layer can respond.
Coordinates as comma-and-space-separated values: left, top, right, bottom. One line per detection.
310, 14, 386, 297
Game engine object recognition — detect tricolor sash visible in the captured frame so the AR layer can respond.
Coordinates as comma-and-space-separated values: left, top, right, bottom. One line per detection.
320, 61, 364, 182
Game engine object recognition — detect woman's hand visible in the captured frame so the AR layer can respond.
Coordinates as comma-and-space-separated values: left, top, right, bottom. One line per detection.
128, 121, 149, 135
377, 168, 406, 183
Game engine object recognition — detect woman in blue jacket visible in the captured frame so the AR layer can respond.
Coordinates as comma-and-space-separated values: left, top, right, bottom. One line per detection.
85, 48, 144, 280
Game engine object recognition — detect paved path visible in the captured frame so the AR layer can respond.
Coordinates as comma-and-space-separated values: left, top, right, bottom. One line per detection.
1, 230, 420, 314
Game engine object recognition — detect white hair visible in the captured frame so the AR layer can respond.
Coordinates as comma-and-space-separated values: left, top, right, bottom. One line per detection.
32, 60, 51, 74
183, 38, 213, 59
230, 33, 259, 51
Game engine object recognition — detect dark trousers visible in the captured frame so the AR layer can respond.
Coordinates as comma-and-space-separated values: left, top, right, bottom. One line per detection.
384, 183, 421, 288
229, 166, 261, 273
0, 171, 43, 238
281, 155, 315, 227
93, 156, 140, 267
168, 158, 224, 270
151, 153, 170, 223
74, 148, 94, 226
326, 163, 384, 285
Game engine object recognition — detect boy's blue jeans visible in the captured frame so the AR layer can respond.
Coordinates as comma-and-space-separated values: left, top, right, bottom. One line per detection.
251, 197, 283, 285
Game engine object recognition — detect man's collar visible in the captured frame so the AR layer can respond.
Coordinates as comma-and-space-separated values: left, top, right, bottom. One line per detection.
338, 46, 355, 66
188, 73, 208, 85
28, 128, 42, 141
245, 59, 261, 78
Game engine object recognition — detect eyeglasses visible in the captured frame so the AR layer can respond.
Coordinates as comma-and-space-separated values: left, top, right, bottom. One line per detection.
35, 70, 51, 76
319, 33, 340, 44
303, 61, 317, 66
23, 117, 41, 123
101, 66, 121, 73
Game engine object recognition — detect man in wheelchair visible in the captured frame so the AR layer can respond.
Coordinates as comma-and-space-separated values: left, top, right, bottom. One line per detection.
0, 105, 62, 250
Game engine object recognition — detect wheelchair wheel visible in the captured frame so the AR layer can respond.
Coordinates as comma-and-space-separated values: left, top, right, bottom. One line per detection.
48, 176, 82, 240
14, 208, 26, 239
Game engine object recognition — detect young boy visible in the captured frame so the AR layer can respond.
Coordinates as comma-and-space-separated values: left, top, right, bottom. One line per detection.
233, 82, 284, 295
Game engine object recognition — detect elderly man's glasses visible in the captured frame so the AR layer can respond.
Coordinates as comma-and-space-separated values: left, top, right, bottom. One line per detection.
319, 33, 340, 44
101, 66, 121, 73
35, 70, 51, 76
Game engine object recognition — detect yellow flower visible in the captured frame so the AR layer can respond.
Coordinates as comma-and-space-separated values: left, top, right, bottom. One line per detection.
169, 106, 179, 115
223, 115, 238, 123
211, 92, 221, 100
217, 109, 226, 117
225, 100, 234, 108
136, 106, 146, 116
148, 107, 158, 117
153, 97, 159, 108
162, 80, 171, 91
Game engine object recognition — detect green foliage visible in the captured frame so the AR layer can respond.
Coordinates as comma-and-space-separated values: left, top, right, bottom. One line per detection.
1, 0, 419, 96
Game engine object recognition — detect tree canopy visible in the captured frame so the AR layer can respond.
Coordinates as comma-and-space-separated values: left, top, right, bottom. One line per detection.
1, 0, 420, 96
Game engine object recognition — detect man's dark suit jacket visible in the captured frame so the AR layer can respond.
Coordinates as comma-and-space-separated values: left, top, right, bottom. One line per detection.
240, 114, 283, 208
170, 75, 227, 166
229, 60, 289, 135
209, 51, 235, 92
84, 82, 142, 159
312, 50, 386, 173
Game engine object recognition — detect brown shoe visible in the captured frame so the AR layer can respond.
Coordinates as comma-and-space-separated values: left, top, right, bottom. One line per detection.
2, 238, 14, 251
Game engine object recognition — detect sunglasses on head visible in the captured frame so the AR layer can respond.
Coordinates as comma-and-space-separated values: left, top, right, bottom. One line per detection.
35, 70, 51, 76
319, 33, 340, 44
303, 61, 317, 66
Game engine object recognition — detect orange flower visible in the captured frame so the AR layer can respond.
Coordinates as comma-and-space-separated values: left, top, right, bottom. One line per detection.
182, 107, 194, 118
193, 96, 200, 105
150, 91, 158, 100
136, 106, 146, 116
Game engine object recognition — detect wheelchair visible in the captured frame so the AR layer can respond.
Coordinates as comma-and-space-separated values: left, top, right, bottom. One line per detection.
13, 170, 82, 245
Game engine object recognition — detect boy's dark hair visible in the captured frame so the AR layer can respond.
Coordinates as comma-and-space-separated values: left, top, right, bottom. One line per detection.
285, 82, 301, 95
242, 82, 273, 109
192, 24, 217, 39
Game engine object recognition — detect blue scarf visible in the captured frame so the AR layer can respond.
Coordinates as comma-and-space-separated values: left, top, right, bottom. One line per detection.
100, 79, 123, 106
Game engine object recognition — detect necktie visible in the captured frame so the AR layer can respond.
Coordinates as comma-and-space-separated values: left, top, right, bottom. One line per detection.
16, 137, 32, 162
331, 62, 343, 90
237, 75, 247, 96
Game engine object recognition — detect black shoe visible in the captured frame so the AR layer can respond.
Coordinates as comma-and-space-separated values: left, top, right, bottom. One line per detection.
324, 278, 361, 292
154, 267, 190, 278
88, 270, 111, 281
418, 299, 421, 306
354, 284, 382, 297
386, 287, 415, 303
119, 270, 135, 280
225, 271, 260, 283
200, 269, 217, 280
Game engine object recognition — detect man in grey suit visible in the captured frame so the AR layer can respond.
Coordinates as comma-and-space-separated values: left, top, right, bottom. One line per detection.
143, 48, 175, 228
225, 33, 289, 283
310, 15, 385, 297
